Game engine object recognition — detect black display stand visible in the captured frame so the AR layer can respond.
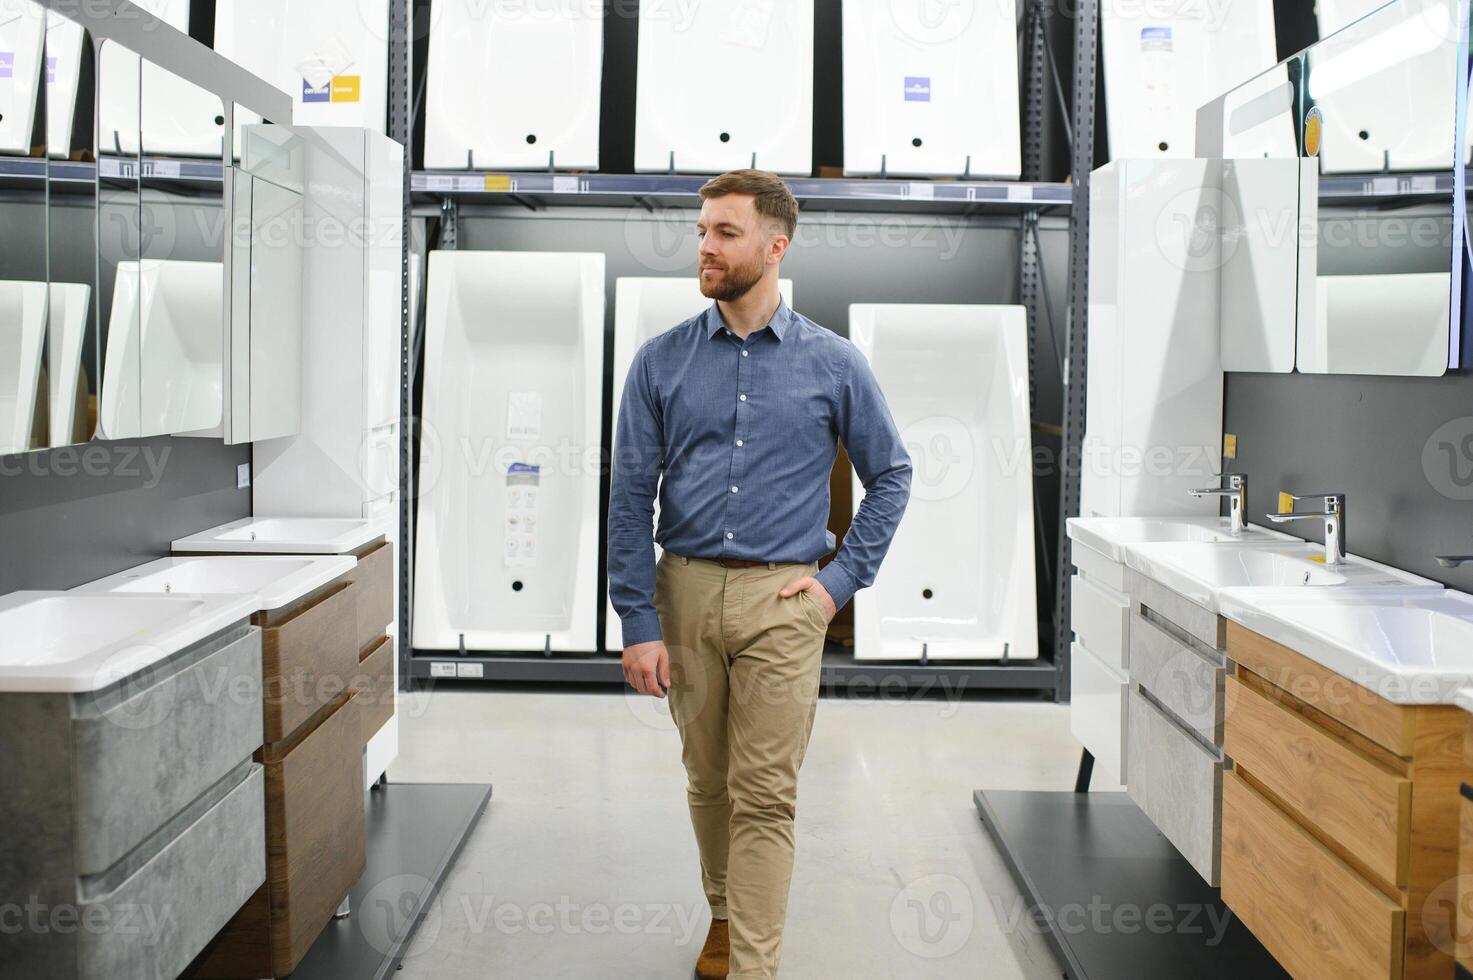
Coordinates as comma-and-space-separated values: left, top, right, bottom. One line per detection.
973, 789, 1288, 980
291, 781, 492, 980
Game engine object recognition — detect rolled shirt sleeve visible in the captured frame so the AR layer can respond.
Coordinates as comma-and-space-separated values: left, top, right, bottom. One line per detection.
607, 342, 666, 646
815, 341, 913, 610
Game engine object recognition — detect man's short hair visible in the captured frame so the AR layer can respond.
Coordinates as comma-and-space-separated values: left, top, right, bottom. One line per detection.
698, 169, 799, 239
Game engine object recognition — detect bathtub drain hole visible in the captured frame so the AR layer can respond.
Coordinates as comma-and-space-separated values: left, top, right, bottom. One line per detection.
922, 588, 934, 599
512, 580, 524, 592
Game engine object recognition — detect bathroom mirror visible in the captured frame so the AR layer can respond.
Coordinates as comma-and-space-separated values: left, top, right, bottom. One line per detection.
228, 117, 304, 443
43, 19, 97, 448
96, 38, 141, 439
135, 59, 226, 437
0, 0, 48, 454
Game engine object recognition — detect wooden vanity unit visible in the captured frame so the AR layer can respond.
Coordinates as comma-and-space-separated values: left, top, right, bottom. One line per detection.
187, 540, 394, 979
1220, 622, 1465, 980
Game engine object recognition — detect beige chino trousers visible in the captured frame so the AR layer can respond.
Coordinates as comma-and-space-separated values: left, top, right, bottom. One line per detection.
653, 551, 829, 980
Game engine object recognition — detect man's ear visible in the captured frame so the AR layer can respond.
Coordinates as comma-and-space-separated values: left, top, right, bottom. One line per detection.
768, 231, 790, 265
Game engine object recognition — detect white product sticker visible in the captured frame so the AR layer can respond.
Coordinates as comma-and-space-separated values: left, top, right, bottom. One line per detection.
504, 463, 541, 567
456, 662, 485, 679
429, 662, 457, 678
507, 390, 542, 440
907, 182, 934, 200
552, 175, 579, 194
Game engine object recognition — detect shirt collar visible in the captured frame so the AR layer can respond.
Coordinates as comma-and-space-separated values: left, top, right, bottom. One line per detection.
706, 298, 793, 342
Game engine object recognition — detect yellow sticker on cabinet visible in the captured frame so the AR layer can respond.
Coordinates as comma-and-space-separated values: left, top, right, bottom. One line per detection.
330, 75, 361, 103
1303, 107, 1323, 157
1223, 433, 1238, 460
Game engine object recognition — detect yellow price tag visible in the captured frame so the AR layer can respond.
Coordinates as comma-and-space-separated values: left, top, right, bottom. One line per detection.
484, 174, 512, 192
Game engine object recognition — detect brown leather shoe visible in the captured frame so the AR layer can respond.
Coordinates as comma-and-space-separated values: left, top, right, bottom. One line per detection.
693, 918, 729, 980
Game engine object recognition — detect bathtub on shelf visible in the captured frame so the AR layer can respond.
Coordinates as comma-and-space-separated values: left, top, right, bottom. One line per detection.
0, 1, 45, 156
604, 276, 793, 653
45, 11, 84, 158
414, 250, 605, 654
46, 282, 92, 444
424, 1, 602, 170
848, 304, 1037, 662
0, 280, 47, 452
634, 0, 813, 174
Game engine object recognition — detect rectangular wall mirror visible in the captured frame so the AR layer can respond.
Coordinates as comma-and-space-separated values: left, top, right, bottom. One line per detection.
96, 37, 141, 439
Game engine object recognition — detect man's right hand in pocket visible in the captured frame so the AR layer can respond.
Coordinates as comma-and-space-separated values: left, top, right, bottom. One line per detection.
623, 641, 670, 697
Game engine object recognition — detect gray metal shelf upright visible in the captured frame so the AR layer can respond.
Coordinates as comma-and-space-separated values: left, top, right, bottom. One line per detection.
393, 0, 1091, 696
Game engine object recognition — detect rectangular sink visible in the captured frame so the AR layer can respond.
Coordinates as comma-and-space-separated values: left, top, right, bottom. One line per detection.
1123, 541, 1440, 612
172, 516, 386, 555
1067, 516, 1292, 562
75, 554, 355, 611
1220, 590, 1473, 704
0, 591, 258, 692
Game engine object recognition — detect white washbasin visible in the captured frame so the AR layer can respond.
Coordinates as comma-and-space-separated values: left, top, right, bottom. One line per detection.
1221, 590, 1473, 704
173, 517, 386, 555
1068, 516, 1292, 562
74, 554, 355, 611
1123, 541, 1440, 612
0, 591, 257, 693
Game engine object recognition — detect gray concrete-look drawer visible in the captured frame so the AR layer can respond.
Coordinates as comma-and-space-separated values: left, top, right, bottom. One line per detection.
1129, 608, 1224, 746
77, 763, 265, 980
1127, 686, 1223, 885
1124, 569, 1224, 651
72, 624, 263, 876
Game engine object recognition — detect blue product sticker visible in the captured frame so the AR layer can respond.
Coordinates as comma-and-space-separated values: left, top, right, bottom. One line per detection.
45, 55, 56, 83
302, 77, 330, 103
0, 52, 14, 80
507, 462, 541, 475
904, 76, 930, 102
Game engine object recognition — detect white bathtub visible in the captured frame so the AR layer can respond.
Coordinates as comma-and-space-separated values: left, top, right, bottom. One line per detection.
634, 0, 812, 174
841, 0, 1020, 178
0, 1, 44, 156
604, 276, 793, 652
45, 11, 84, 158
0, 280, 47, 452
424, 1, 602, 170
100, 260, 223, 440
848, 304, 1037, 661
46, 282, 92, 445
414, 250, 605, 653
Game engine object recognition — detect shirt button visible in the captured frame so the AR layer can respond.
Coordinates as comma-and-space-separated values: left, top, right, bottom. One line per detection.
730, 486, 738, 493
741, 350, 749, 357
736, 439, 744, 447
725, 531, 734, 540
739, 394, 747, 401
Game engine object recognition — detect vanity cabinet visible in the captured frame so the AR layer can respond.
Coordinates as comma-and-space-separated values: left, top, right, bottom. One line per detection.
1068, 542, 1132, 781
0, 624, 267, 980
1222, 622, 1464, 980
1123, 568, 1228, 885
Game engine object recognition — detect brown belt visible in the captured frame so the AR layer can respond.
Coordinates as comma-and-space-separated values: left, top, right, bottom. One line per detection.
691, 555, 770, 569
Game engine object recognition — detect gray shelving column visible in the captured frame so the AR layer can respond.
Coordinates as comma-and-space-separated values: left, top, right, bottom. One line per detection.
390, 0, 414, 691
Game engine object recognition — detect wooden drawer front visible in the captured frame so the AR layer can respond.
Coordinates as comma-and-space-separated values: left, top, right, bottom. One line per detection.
1221, 770, 1404, 980
265, 693, 366, 975
1224, 674, 1409, 888
355, 633, 396, 742
1127, 686, 1222, 884
1070, 573, 1129, 672
347, 540, 393, 654
261, 582, 358, 744
1070, 642, 1128, 783
1226, 621, 1412, 756
1130, 610, 1223, 746
1460, 790, 1473, 971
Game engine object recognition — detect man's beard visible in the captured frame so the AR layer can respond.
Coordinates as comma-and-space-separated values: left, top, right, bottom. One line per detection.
698, 253, 765, 301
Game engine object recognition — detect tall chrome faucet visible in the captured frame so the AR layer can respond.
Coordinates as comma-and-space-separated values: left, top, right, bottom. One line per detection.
1266, 492, 1347, 565
1188, 473, 1248, 535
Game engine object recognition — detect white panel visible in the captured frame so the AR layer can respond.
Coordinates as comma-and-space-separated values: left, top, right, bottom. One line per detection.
99, 261, 141, 440
849, 304, 1036, 662
134, 260, 224, 435
415, 250, 604, 653
0, 279, 46, 451
1070, 541, 1127, 593
45, 282, 91, 443
1300, 272, 1451, 376
603, 276, 793, 652
1101, 0, 1277, 159
841, 0, 1020, 178
1070, 642, 1128, 784
0, 0, 45, 155
247, 179, 304, 440
364, 135, 404, 429
424, 1, 602, 170
1218, 158, 1300, 373
634, 0, 812, 174
43, 9, 83, 158
1070, 573, 1129, 673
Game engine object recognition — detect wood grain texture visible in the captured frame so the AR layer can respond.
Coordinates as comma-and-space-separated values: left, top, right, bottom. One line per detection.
346, 540, 393, 656
1226, 621, 1413, 756
1403, 706, 1465, 980
257, 581, 359, 744
1225, 672, 1410, 889
1221, 770, 1404, 980
355, 633, 395, 742
1458, 793, 1473, 970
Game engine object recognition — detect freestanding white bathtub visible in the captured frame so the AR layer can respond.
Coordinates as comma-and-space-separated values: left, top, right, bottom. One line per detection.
604, 276, 794, 652
841, 0, 1020, 178
415, 250, 605, 654
424, 1, 602, 170
45, 10, 84, 158
848, 304, 1037, 661
634, 0, 813, 174
0, 0, 45, 156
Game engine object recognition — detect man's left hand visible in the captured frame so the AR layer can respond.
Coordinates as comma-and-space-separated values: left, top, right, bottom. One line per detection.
779, 577, 836, 624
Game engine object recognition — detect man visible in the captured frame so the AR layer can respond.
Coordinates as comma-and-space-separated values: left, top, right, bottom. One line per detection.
607, 169, 912, 980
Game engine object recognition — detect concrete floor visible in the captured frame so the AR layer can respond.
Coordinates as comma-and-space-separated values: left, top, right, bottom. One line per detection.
386, 681, 1119, 979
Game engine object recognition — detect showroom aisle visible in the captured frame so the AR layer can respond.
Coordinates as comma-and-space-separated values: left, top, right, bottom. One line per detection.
385, 685, 1105, 979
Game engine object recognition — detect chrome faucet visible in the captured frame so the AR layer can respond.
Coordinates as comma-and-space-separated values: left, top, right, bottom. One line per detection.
1266, 492, 1347, 565
1435, 554, 1473, 568
1188, 473, 1248, 535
